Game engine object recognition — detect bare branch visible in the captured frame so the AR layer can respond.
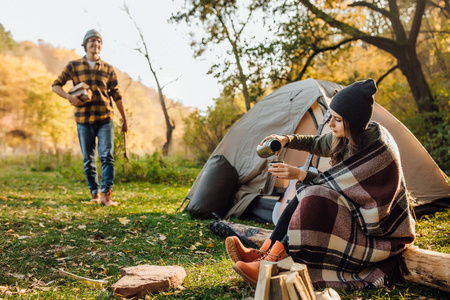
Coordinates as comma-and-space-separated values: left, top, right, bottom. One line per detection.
350, 1, 407, 41
350, 1, 394, 20
161, 76, 181, 90
292, 38, 358, 82
123, 2, 175, 155
427, 0, 450, 18
298, 0, 399, 53
377, 65, 399, 85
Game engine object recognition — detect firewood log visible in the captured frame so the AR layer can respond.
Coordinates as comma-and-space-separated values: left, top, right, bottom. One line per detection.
210, 220, 450, 292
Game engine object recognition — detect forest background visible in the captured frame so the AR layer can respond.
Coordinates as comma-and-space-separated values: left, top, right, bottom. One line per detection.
0, 0, 449, 174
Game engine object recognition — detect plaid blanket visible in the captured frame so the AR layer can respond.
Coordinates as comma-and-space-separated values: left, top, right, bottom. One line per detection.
288, 123, 415, 290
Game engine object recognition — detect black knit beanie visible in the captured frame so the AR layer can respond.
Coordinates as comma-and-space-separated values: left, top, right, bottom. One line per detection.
330, 79, 377, 129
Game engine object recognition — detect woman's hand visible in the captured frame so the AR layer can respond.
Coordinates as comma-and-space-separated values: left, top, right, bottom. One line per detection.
269, 162, 307, 182
259, 134, 289, 147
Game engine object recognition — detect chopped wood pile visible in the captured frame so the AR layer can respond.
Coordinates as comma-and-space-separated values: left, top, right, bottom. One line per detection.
254, 256, 340, 300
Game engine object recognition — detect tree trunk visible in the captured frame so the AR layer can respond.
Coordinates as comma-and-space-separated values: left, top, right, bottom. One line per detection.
125, 6, 174, 156
156, 81, 174, 156
232, 44, 251, 111
241, 72, 251, 112
297, 0, 437, 114
395, 44, 436, 113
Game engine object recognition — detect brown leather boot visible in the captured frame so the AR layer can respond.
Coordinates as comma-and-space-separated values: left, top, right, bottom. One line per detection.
232, 240, 288, 286
226, 236, 271, 263
90, 192, 101, 204
101, 189, 118, 207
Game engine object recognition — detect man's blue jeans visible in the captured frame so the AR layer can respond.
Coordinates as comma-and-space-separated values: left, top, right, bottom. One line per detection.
77, 120, 115, 194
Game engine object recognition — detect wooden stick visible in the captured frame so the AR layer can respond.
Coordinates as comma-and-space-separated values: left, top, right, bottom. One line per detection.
53, 268, 107, 287
123, 132, 128, 159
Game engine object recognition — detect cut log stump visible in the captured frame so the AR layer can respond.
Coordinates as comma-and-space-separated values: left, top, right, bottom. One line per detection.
403, 246, 450, 292
209, 220, 450, 293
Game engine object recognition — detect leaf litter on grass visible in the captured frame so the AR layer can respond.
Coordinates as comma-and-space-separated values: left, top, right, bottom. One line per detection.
1, 160, 450, 299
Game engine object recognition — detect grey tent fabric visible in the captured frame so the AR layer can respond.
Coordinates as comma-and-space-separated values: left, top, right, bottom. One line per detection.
371, 104, 449, 207
186, 78, 450, 220
184, 155, 238, 218
187, 79, 341, 217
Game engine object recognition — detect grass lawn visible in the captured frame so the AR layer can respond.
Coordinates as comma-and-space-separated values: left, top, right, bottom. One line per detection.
0, 158, 449, 299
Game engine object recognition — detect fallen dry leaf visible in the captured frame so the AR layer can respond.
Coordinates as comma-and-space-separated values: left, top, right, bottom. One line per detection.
118, 217, 130, 225
9, 273, 25, 279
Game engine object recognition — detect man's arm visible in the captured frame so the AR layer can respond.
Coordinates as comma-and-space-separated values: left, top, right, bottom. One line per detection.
52, 85, 85, 107
115, 100, 128, 132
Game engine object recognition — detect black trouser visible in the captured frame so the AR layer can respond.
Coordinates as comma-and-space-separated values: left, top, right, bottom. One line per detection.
269, 196, 299, 252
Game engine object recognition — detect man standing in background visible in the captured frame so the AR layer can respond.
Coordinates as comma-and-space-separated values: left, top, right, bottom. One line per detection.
52, 29, 127, 207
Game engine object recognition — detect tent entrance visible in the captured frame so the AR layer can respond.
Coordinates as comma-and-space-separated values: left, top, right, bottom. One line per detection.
242, 193, 283, 224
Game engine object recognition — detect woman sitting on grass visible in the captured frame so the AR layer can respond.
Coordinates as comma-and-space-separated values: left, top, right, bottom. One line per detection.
226, 79, 416, 290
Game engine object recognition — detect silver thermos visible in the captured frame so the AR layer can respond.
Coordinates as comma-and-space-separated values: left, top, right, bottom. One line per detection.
256, 139, 282, 158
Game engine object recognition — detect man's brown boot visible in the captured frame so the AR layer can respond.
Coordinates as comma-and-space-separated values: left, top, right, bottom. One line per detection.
226, 236, 271, 263
90, 192, 101, 204
101, 189, 118, 207
232, 240, 288, 286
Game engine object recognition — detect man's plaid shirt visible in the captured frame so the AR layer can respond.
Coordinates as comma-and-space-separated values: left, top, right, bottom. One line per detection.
52, 56, 122, 125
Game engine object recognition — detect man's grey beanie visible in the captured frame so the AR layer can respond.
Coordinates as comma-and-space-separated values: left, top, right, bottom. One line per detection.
81, 29, 102, 47
330, 79, 377, 129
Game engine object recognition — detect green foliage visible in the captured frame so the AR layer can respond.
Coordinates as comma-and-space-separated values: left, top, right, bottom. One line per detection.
0, 53, 76, 154
26, 76, 75, 153
115, 152, 201, 186
2, 151, 201, 188
0, 23, 17, 53
0, 158, 449, 299
414, 208, 450, 254
6, 153, 87, 183
404, 106, 450, 175
400, 83, 450, 174
29, 152, 74, 173
0, 29, 193, 157
2, 2, 449, 171
171, 1, 270, 110
182, 95, 244, 162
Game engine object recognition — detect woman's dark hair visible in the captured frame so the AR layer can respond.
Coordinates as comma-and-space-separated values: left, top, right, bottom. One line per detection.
330, 120, 365, 166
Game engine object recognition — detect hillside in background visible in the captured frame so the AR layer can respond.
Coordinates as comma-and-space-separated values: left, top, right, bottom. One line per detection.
0, 39, 194, 156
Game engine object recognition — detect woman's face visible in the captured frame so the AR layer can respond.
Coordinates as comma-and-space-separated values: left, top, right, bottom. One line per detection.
329, 109, 347, 138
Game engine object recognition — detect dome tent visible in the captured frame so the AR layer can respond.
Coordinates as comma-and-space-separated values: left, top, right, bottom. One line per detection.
183, 79, 449, 223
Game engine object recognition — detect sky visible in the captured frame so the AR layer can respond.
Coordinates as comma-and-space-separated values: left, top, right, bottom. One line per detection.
0, 0, 221, 111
